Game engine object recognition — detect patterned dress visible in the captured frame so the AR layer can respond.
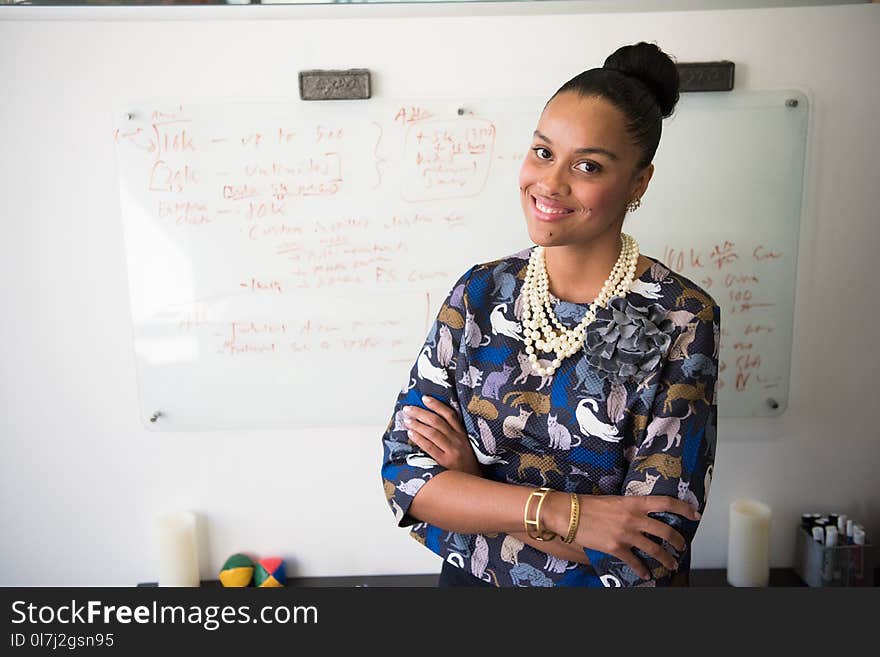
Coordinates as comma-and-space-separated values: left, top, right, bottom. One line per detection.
380, 245, 720, 587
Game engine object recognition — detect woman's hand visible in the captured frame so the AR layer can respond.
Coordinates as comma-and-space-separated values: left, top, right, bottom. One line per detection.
547, 492, 701, 579
402, 396, 482, 477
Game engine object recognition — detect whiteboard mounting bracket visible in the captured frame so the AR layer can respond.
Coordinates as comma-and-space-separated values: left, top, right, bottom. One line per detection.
299, 69, 371, 101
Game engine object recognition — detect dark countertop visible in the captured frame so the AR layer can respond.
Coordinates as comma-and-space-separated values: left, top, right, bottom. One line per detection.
138, 567, 813, 587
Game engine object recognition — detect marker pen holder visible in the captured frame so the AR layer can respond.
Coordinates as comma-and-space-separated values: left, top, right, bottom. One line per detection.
794, 526, 876, 587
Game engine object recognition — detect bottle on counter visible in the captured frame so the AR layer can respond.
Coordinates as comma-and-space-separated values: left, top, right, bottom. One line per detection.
837, 514, 848, 539
825, 526, 838, 547
853, 527, 866, 546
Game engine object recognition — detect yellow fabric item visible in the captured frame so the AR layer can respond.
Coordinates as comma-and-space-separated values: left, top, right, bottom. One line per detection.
219, 566, 254, 587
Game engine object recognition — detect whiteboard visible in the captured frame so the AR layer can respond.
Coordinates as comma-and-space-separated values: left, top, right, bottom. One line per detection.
111, 90, 808, 430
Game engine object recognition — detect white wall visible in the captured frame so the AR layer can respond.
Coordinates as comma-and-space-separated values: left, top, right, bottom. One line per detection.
1, 1, 878, 585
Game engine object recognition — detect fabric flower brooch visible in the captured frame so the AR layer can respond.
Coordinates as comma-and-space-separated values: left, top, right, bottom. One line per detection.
583, 295, 677, 384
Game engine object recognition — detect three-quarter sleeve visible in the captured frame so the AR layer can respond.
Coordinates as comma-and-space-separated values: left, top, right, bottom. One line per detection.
585, 303, 721, 587
380, 266, 474, 528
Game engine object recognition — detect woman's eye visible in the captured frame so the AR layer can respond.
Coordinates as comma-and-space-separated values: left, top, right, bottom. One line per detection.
576, 161, 600, 174
532, 146, 552, 160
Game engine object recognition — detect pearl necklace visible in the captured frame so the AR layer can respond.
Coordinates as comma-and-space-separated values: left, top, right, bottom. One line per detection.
521, 233, 640, 377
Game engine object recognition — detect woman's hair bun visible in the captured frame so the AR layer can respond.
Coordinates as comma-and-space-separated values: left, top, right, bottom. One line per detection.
603, 42, 680, 118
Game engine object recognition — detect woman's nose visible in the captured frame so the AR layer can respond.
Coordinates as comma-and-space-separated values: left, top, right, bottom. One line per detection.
538, 163, 570, 196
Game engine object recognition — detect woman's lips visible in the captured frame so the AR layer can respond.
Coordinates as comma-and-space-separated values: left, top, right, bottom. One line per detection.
530, 194, 575, 222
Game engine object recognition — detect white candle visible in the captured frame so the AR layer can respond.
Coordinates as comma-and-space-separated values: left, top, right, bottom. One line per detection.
155, 511, 200, 587
726, 498, 771, 587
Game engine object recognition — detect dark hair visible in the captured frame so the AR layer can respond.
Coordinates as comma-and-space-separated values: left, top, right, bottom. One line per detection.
548, 42, 680, 172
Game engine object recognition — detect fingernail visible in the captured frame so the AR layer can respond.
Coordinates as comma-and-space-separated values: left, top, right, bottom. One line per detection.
407, 430, 414, 438
695, 512, 702, 519
422, 396, 432, 404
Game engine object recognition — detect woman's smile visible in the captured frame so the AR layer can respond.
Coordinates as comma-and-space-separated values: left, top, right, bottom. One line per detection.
530, 194, 576, 222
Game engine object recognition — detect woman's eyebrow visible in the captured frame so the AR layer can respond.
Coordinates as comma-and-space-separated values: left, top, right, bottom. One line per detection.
533, 130, 619, 161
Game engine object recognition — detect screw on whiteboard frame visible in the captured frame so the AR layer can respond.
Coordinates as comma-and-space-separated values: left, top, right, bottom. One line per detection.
766, 398, 779, 410
126, 112, 135, 121
150, 411, 162, 423
785, 99, 798, 108
457, 107, 466, 116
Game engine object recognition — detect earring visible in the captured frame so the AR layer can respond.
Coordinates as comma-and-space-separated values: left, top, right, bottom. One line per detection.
626, 198, 641, 212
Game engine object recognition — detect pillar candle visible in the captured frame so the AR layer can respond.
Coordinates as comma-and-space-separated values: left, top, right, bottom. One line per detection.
726, 498, 771, 587
155, 511, 200, 587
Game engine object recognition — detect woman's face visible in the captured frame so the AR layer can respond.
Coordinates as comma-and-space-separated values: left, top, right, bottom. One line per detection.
518, 91, 653, 248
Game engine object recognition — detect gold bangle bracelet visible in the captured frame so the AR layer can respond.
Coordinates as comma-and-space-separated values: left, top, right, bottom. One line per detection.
524, 487, 557, 542
561, 492, 580, 544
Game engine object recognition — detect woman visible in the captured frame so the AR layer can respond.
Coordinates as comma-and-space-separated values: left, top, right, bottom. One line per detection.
380, 42, 720, 587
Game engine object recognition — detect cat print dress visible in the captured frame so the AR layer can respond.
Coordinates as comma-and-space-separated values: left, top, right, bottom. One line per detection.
380, 245, 721, 587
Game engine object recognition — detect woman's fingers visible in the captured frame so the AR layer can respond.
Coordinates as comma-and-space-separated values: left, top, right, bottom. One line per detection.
606, 533, 677, 578
418, 400, 460, 436
403, 401, 466, 450
626, 496, 700, 573
403, 409, 453, 452
612, 548, 651, 580
406, 429, 443, 460
641, 517, 687, 553
630, 533, 679, 572
647, 495, 701, 521
403, 401, 482, 476
422, 396, 465, 433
